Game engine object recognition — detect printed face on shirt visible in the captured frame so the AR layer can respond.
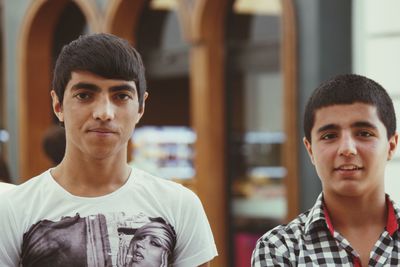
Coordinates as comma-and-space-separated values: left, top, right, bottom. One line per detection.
126, 225, 171, 267
303, 103, 398, 197
51, 71, 147, 161
129, 235, 165, 266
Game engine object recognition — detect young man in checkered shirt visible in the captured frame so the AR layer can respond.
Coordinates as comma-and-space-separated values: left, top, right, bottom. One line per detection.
252, 74, 399, 267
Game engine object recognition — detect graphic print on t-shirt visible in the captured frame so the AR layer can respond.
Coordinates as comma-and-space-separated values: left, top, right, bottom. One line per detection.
21, 212, 177, 267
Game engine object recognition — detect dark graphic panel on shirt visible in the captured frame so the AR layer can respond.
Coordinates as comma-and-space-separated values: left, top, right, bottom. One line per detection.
21, 213, 177, 267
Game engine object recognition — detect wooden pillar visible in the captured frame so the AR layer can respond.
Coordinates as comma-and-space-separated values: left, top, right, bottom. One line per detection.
185, 0, 229, 266
190, 42, 227, 267
281, 0, 299, 222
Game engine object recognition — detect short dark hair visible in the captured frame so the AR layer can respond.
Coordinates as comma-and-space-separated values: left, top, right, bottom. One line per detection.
52, 33, 146, 107
304, 74, 397, 142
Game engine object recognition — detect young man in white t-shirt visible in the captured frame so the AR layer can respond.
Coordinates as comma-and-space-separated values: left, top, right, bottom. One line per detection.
0, 33, 217, 267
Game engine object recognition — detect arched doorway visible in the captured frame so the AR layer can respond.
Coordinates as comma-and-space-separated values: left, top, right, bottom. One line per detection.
18, 0, 100, 180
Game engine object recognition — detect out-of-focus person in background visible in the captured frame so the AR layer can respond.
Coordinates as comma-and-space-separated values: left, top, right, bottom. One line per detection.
0, 154, 11, 183
42, 124, 66, 165
0, 155, 15, 193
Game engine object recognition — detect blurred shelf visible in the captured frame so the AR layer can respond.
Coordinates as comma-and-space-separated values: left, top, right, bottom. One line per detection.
233, 196, 287, 219
232, 131, 286, 144
247, 166, 287, 179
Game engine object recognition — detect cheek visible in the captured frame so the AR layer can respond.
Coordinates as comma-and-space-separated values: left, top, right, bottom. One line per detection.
366, 142, 390, 165
310, 145, 330, 164
64, 105, 86, 123
312, 148, 334, 174
149, 247, 164, 258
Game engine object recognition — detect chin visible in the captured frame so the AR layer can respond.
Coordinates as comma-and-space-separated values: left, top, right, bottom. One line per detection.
87, 149, 118, 160
335, 186, 365, 198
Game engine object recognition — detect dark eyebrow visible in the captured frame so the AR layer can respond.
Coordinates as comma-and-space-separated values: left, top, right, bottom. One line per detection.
109, 84, 136, 93
317, 124, 339, 134
351, 121, 377, 130
71, 82, 100, 92
71, 83, 136, 93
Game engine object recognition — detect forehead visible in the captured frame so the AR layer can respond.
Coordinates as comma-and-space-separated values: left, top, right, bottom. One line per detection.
66, 71, 137, 91
312, 103, 383, 131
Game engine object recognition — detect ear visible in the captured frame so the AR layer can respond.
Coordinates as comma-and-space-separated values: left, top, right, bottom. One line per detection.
51, 90, 64, 122
387, 132, 399, 160
303, 137, 315, 165
136, 92, 148, 124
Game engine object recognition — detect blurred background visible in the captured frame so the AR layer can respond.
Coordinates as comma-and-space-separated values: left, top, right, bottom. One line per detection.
0, 0, 399, 266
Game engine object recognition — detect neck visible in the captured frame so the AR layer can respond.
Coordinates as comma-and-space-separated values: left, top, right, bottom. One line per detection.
51, 151, 131, 197
323, 191, 387, 229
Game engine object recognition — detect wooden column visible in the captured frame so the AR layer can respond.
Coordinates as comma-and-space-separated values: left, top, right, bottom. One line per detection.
183, 0, 229, 266
190, 42, 227, 267
281, 0, 299, 222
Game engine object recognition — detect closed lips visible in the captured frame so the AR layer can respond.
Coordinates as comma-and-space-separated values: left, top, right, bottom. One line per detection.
88, 128, 116, 133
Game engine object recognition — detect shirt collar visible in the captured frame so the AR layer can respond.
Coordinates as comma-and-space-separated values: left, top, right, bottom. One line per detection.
304, 193, 326, 234
305, 193, 400, 236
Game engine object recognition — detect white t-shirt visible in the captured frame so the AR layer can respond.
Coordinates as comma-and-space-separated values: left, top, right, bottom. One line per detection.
0, 168, 217, 267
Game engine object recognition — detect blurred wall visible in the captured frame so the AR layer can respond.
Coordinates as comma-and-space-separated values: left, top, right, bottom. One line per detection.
295, 0, 352, 211
3, 0, 31, 181
353, 0, 400, 203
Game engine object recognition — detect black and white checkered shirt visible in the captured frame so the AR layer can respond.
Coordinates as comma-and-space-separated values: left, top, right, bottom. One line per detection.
252, 194, 400, 267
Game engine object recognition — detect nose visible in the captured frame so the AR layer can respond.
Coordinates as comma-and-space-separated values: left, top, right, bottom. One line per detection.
338, 133, 357, 157
92, 97, 115, 121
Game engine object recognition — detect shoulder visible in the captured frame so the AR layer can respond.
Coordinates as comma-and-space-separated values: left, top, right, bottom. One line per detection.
257, 210, 310, 247
131, 167, 193, 197
0, 170, 51, 208
131, 168, 206, 218
252, 211, 310, 266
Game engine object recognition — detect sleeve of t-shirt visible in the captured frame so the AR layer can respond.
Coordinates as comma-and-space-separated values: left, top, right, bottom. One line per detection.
172, 187, 218, 266
0, 194, 22, 267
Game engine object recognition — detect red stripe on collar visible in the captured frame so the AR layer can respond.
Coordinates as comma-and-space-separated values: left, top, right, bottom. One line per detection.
323, 205, 335, 236
386, 196, 398, 236
353, 256, 362, 267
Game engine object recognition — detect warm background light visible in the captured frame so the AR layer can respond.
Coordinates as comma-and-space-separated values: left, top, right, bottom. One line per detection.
234, 0, 281, 15
150, 0, 178, 10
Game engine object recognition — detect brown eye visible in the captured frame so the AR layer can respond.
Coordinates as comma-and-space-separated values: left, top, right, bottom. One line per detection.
115, 93, 132, 101
321, 133, 336, 140
358, 131, 373, 137
75, 92, 91, 100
